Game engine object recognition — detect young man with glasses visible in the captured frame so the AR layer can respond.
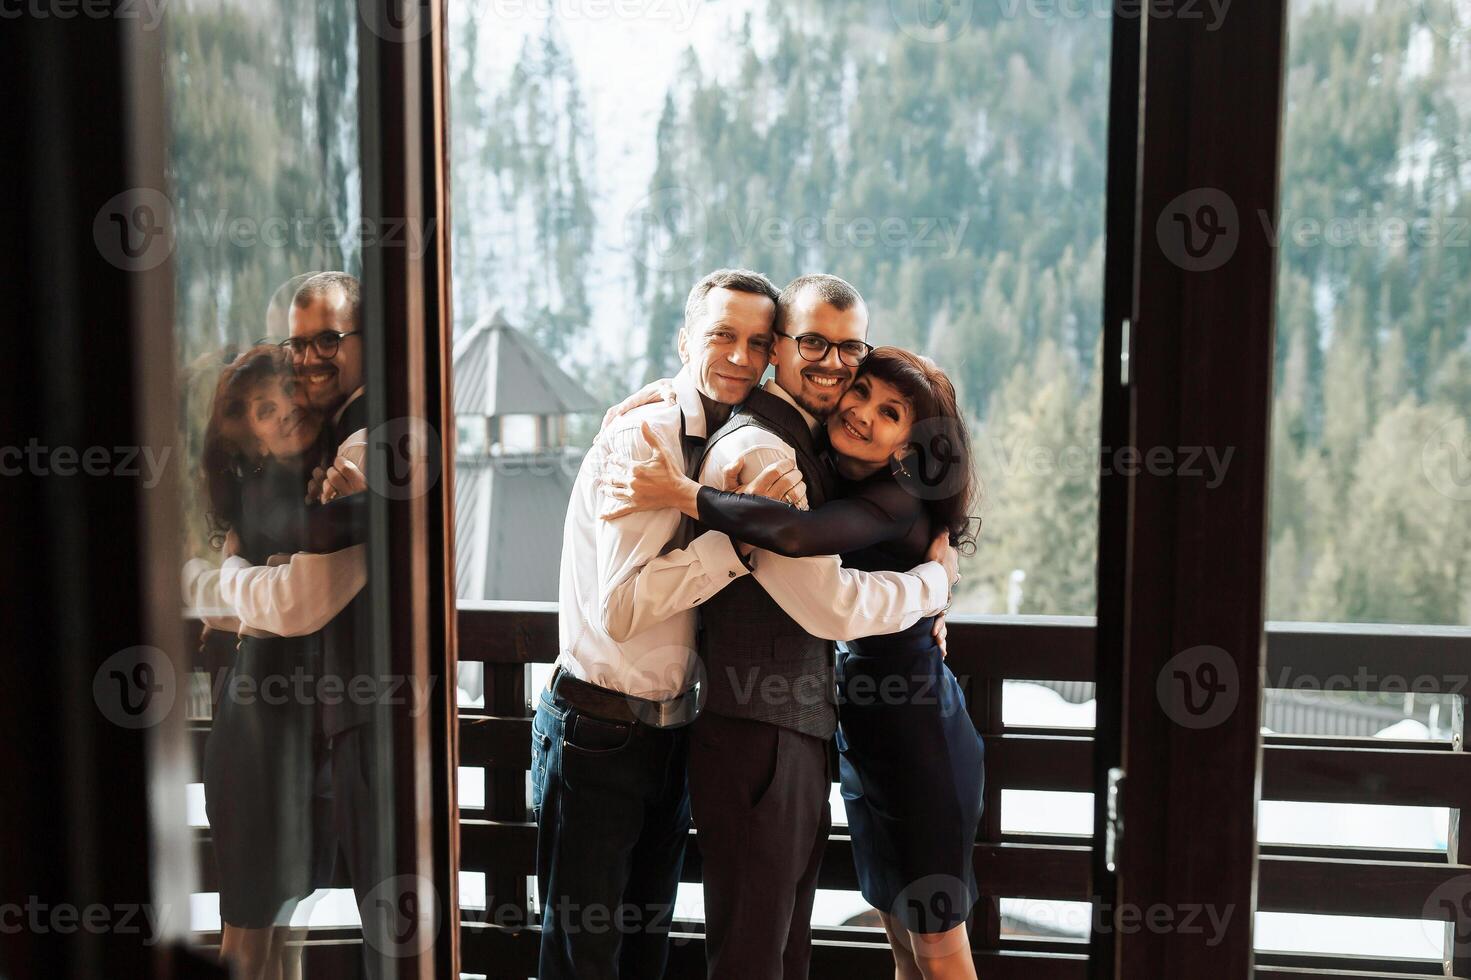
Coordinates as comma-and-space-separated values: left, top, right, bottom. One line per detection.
688, 273, 955, 979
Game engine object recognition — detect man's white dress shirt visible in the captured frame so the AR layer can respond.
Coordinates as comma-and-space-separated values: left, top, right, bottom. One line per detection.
559, 367, 750, 701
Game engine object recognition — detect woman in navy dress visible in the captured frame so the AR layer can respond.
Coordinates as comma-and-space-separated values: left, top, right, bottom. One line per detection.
602, 347, 983, 979
198, 346, 336, 980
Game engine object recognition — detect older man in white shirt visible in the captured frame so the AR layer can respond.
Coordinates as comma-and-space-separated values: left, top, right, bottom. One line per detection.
540, 269, 956, 980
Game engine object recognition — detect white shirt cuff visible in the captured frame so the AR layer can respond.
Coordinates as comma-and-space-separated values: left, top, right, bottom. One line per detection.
916, 561, 952, 615
687, 529, 750, 585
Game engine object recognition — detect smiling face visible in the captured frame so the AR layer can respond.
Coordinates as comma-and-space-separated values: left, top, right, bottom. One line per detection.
288, 287, 363, 413
774, 287, 869, 418
244, 374, 322, 460
827, 373, 914, 468
678, 285, 777, 404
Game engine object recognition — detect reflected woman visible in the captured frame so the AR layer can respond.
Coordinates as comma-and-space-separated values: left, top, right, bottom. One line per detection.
194, 346, 343, 980
602, 347, 985, 980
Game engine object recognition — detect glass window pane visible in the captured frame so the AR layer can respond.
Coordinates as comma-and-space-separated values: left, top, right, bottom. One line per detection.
1268, 0, 1471, 627
164, 1, 416, 973
446, 2, 1110, 614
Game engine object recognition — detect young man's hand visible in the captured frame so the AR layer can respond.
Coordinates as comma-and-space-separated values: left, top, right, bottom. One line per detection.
600, 378, 677, 432
320, 456, 368, 503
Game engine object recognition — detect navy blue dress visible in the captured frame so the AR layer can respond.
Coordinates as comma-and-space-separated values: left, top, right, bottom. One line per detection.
203, 458, 335, 928
695, 470, 985, 934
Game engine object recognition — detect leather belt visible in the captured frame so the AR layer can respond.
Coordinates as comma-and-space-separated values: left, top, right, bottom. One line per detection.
549, 666, 698, 729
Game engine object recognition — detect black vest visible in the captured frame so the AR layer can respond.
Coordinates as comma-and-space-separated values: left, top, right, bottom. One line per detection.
698, 388, 839, 739
321, 394, 372, 737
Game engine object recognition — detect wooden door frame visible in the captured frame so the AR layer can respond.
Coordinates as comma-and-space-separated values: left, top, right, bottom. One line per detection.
359, 0, 461, 976
1092, 1, 1288, 977
0, 4, 462, 977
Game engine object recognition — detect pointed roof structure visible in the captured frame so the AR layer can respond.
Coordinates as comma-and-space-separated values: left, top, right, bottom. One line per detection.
451, 308, 598, 601
452, 308, 600, 418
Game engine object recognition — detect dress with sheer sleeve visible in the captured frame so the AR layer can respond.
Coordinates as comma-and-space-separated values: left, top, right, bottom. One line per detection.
694, 471, 930, 563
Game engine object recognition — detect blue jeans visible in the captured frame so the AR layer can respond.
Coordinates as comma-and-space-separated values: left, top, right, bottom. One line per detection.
532, 688, 691, 980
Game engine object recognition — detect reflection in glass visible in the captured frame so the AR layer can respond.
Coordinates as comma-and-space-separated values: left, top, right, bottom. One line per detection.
165, 1, 406, 977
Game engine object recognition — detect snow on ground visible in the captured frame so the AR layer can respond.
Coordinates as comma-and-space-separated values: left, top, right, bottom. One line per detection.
188, 675, 1452, 963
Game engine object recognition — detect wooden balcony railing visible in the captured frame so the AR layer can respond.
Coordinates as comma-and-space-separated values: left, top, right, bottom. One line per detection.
185, 607, 1471, 978
456, 606, 1471, 980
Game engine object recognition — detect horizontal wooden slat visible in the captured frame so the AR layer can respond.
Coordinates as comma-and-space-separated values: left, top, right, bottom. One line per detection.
453, 609, 1471, 694
1259, 854, 1471, 920
460, 819, 1471, 922
1254, 947, 1449, 977
459, 714, 533, 771
458, 714, 1471, 811
455, 607, 1098, 682
459, 922, 1090, 979
1255, 969, 1449, 979
459, 819, 1093, 901
1263, 744, 1471, 808
1257, 843, 1448, 864
460, 717, 1096, 795
457, 601, 559, 666
1265, 621, 1471, 696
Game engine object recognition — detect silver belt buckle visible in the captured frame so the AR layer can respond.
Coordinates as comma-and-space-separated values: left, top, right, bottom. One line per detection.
653, 690, 695, 728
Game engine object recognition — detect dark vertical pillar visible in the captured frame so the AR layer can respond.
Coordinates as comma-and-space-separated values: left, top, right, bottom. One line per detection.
1097, 0, 1288, 976
0, 8, 219, 980
358, 0, 460, 977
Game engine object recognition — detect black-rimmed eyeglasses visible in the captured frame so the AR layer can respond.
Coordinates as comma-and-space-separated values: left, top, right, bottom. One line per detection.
777, 331, 874, 367
279, 330, 360, 359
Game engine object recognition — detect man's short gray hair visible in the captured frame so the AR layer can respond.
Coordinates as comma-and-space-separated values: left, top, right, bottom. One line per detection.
683, 268, 780, 329
293, 271, 361, 331
776, 273, 865, 333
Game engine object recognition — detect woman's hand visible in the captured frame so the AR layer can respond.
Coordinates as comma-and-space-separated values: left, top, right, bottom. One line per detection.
599, 421, 701, 520
223, 528, 242, 559
600, 378, 677, 433
926, 530, 960, 592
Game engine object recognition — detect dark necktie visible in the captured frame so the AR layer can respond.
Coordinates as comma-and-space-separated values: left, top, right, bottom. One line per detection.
681, 433, 707, 479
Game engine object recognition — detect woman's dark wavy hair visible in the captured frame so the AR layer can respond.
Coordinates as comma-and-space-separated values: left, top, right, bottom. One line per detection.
858, 346, 982, 554
199, 344, 299, 548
